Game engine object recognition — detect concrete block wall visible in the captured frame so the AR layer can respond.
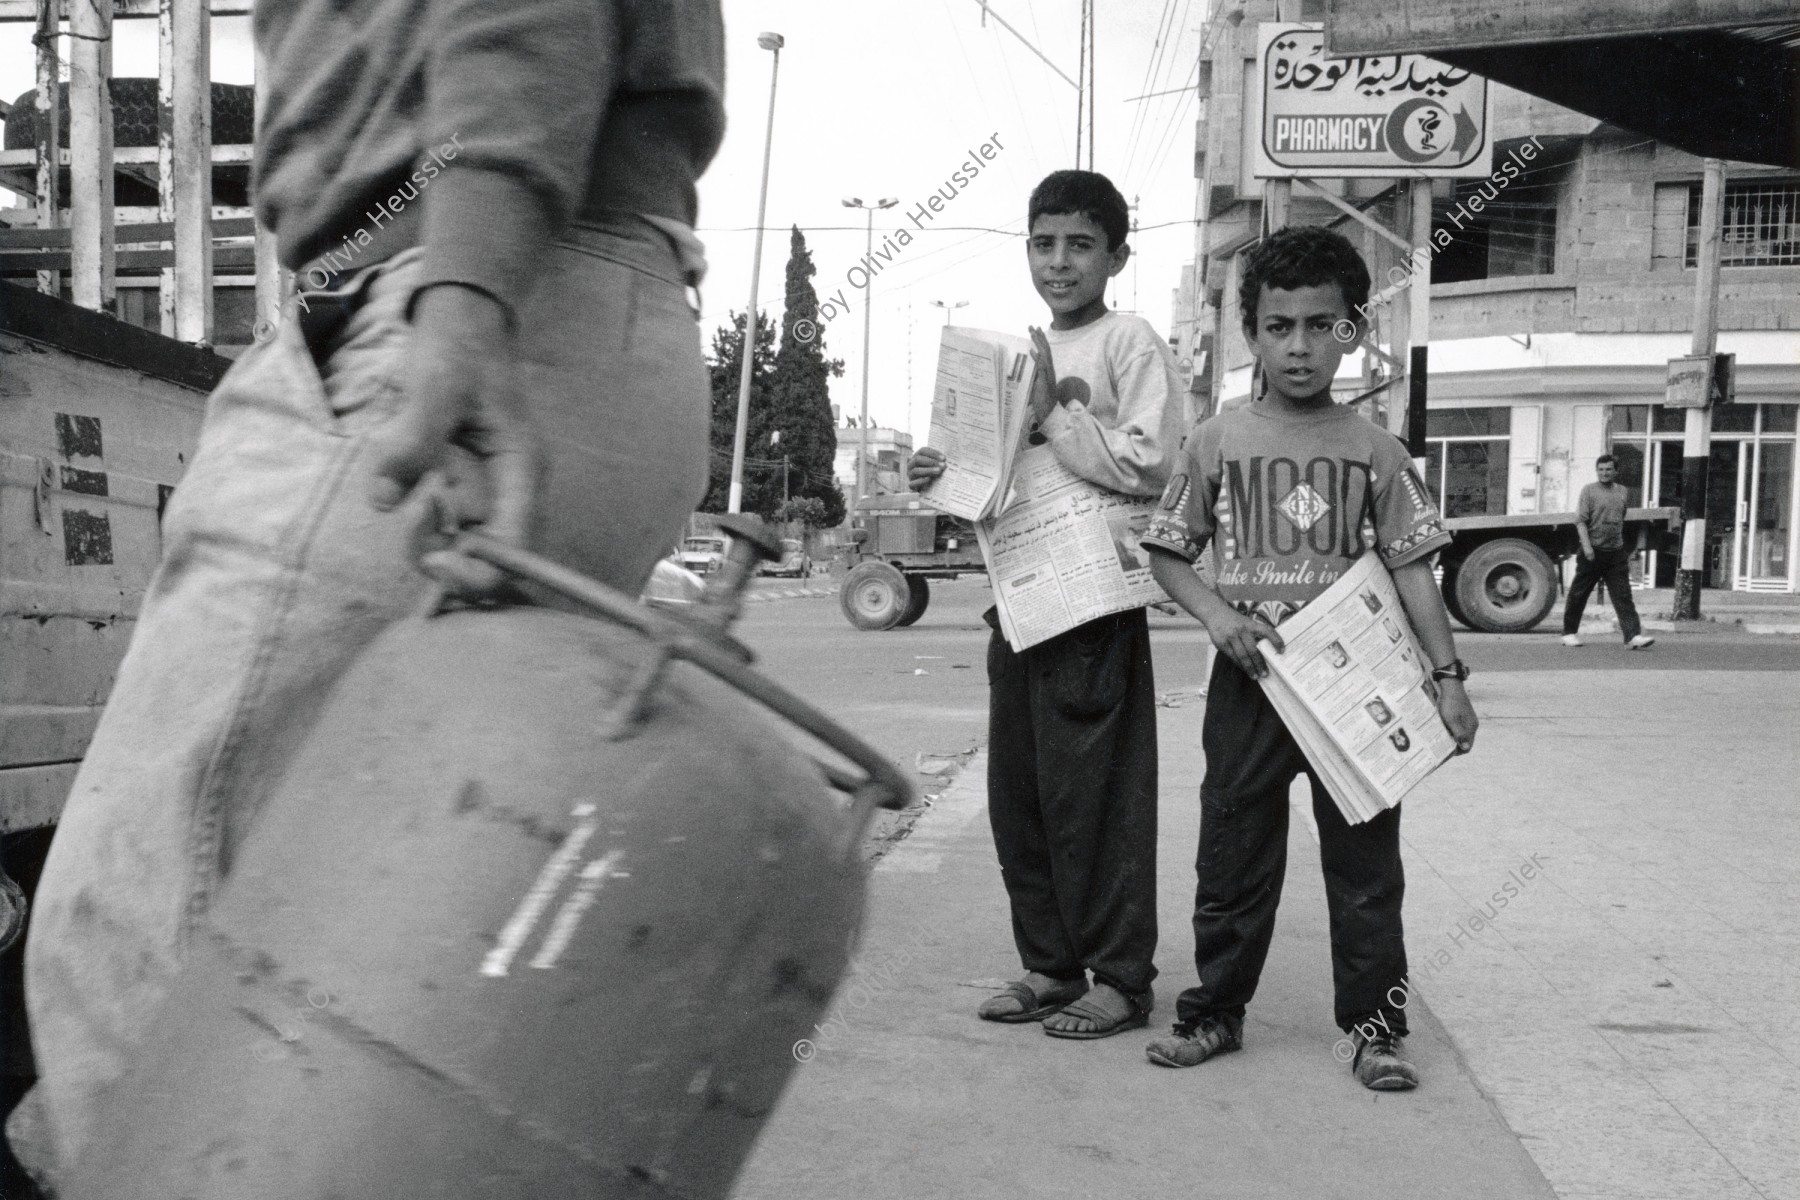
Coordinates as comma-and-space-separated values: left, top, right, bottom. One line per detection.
1572, 132, 1800, 334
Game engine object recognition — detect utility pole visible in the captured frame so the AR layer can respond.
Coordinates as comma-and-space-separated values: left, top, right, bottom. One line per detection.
728, 32, 785, 514
1406, 176, 1432, 459
844, 196, 899, 504
1674, 158, 1726, 619
1074, 0, 1087, 168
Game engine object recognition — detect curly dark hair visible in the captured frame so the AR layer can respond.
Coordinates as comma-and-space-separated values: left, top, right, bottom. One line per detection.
1028, 170, 1131, 250
1238, 225, 1371, 329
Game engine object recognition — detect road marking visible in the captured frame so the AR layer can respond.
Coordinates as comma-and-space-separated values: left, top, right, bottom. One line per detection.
481, 802, 599, 977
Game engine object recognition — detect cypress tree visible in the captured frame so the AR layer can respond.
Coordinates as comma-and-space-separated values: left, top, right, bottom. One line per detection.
766, 226, 846, 528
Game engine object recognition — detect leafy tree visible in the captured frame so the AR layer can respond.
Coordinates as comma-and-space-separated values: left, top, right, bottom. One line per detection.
702, 227, 845, 523
701, 309, 778, 513
773, 496, 829, 529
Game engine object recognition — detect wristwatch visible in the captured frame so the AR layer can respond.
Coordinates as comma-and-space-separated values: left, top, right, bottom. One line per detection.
1430, 659, 1471, 682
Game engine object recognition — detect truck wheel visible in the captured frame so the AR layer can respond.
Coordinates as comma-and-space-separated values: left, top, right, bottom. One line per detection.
896, 576, 931, 627
840, 562, 910, 631
1454, 538, 1558, 633
0, 866, 24, 956
1440, 560, 1470, 629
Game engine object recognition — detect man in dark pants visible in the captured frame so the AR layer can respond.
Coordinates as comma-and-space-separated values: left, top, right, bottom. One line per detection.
984, 607, 1160, 1033
1562, 454, 1656, 649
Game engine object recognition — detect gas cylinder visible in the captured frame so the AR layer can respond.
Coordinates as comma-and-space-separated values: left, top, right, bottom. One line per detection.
68, 524, 908, 1198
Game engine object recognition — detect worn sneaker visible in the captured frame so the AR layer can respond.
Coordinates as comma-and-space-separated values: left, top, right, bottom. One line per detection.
1146, 1013, 1243, 1068
1351, 1029, 1419, 1091
1560, 633, 1583, 647
1628, 634, 1656, 650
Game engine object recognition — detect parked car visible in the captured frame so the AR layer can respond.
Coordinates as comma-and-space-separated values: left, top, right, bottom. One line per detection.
676, 535, 728, 575
758, 538, 812, 578
641, 559, 706, 609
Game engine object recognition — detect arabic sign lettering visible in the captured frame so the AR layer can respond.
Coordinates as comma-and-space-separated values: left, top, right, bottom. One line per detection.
1254, 24, 1491, 178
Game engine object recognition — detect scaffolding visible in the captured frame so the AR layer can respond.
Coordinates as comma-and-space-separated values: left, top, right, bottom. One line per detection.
0, 0, 278, 346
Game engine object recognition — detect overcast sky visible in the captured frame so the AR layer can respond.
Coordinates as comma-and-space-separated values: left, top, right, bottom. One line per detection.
0, 1, 1210, 448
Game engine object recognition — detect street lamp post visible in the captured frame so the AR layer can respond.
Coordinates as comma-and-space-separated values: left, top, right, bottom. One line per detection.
728, 32, 785, 514
930, 299, 968, 326
843, 196, 898, 505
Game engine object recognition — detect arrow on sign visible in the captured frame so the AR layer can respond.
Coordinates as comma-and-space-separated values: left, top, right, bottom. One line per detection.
1451, 105, 1477, 156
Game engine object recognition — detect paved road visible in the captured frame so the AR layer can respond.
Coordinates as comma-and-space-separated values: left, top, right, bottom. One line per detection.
733, 581, 1800, 1200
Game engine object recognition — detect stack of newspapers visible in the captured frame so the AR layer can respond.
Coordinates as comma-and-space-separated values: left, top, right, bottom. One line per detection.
917, 328, 1168, 651
1254, 552, 1458, 823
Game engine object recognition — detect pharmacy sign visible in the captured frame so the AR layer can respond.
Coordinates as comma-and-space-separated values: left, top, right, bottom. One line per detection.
1253, 25, 1491, 178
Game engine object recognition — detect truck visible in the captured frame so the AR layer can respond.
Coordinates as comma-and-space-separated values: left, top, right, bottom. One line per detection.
837, 492, 985, 630
1, 283, 219, 1144
832, 487, 1681, 634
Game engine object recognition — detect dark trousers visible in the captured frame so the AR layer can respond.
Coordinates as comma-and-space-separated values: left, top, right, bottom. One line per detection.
1562, 547, 1643, 641
986, 608, 1158, 998
1176, 654, 1408, 1035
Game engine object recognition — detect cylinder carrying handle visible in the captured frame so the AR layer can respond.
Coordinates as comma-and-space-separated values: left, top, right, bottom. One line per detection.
449, 532, 913, 819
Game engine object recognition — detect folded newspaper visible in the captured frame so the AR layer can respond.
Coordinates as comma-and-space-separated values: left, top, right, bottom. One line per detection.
1255, 552, 1457, 824
917, 328, 1037, 523
919, 327, 1169, 651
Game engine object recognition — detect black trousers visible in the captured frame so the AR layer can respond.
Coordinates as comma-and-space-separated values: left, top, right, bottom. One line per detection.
1562, 547, 1643, 641
986, 608, 1158, 998
1175, 654, 1408, 1035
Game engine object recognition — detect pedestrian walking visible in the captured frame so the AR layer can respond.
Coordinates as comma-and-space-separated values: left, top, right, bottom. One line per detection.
1561, 454, 1655, 649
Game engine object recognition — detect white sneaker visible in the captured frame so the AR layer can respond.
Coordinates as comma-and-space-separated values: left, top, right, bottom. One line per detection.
1628, 634, 1656, 650
1561, 634, 1583, 647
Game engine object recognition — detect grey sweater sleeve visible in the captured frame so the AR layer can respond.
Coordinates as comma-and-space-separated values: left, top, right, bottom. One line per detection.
414, 0, 623, 316
1037, 341, 1183, 497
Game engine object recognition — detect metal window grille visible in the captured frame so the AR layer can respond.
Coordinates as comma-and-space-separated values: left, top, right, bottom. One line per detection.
1687, 181, 1800, 267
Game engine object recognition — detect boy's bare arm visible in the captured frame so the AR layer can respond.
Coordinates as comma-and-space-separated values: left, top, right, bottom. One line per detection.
1391, 559, 1479, 753
1148, 548, 1283, 679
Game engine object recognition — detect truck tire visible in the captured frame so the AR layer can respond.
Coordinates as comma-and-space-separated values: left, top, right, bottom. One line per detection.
840, 562, 910, 631
0, 866, 23, 956
1440, 559, 1469, 629
1454, 538, 1558, 633
895, 576, 931, 627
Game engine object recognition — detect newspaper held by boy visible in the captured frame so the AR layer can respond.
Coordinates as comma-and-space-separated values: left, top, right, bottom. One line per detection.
1255, 551, 1457, 822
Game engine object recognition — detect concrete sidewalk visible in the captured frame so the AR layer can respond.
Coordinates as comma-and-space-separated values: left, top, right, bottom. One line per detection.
735, 666, 1798, 1199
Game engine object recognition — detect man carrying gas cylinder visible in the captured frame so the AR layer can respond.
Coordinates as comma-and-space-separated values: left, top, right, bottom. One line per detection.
11, 1, 729, 1190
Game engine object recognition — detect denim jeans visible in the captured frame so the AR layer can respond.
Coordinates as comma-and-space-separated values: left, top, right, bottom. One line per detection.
9, 218, 710, 1184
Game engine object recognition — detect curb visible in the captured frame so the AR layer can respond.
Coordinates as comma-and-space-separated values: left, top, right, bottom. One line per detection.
1569, 615, 1800, 636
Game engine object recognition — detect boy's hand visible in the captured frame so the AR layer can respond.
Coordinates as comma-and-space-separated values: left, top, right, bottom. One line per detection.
1435, 679, 1479, 754
1208, 609, 1284, 679
908, 446, 947, 490
1027, 326, 1059, 427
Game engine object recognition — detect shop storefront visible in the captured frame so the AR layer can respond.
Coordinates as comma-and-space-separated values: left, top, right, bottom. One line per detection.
1608, 403, 1798, 591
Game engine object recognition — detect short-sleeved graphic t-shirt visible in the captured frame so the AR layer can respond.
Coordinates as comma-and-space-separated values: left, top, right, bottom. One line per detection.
1141, 403, 1451, 626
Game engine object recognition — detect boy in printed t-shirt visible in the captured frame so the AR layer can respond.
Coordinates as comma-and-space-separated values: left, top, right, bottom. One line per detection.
910, 170, 1184, 1040
1138, 225, 1479, 1089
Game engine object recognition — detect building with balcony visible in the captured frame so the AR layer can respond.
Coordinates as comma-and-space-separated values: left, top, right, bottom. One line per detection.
1182, 4, 1800, 593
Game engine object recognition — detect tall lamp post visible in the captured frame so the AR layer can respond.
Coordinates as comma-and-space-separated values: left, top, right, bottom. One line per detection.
728, 31, 785, 514
843, 196, 898, 504
930, 299, 968, 326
